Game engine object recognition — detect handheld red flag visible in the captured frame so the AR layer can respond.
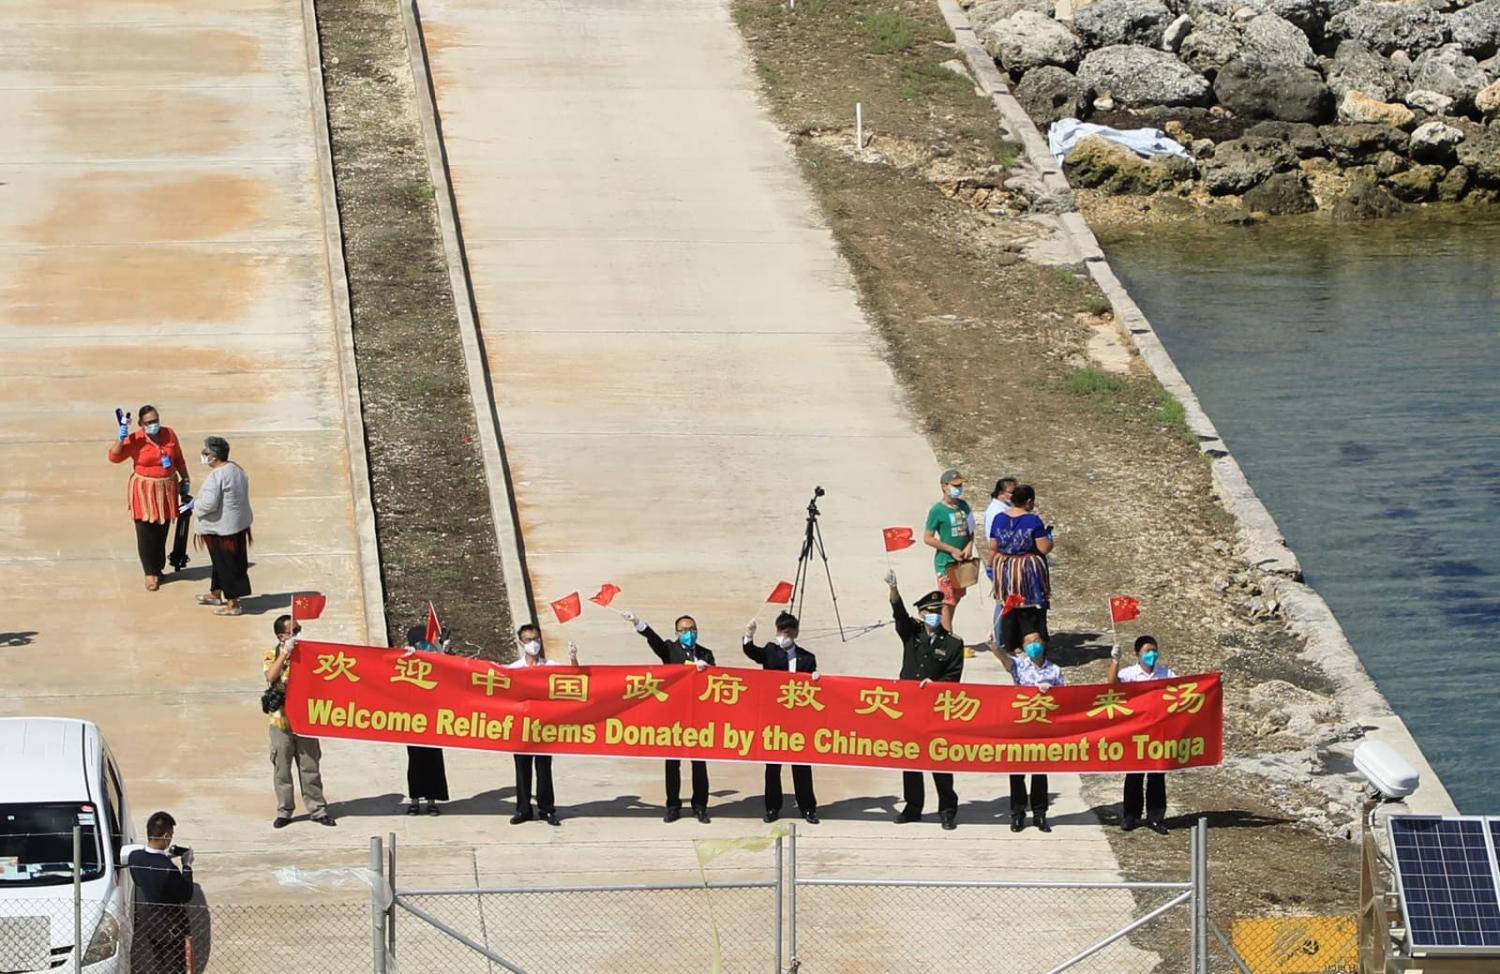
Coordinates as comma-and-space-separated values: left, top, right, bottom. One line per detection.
290, 593, 326, 622
1109, 595, 1141, 624
766, 580, 795, 604
424, 601, 442, 646
882, 526, 916, 552
589, 583, 621, 607
999, 592, 1024, 616
551, 592, 582, 624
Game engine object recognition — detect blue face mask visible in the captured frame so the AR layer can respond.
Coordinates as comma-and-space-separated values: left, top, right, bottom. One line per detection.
678, 630, 698, 648
1141, 650, 1159, 670
1024, 642, 1044, 660
922, 612, 942, 630
144, 422, 161, 436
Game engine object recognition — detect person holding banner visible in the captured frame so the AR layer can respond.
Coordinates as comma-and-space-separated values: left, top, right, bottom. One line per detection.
263, 615, 334, 828
402, 625, 450, 816
1110, 635, 1176, 834
924, 469, 975, 631
1009, 631, 1062, 833
744, 613, 820, 824
987, 484, 1053, 652
505, 623, 579, 826
622, 611, 714, 823
885, 572, 964, 829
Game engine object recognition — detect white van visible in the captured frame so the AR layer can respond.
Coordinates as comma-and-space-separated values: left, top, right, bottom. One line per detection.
0, 718, 134, 973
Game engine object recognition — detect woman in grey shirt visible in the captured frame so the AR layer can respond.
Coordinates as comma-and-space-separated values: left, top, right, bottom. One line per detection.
194, 436, 254, 616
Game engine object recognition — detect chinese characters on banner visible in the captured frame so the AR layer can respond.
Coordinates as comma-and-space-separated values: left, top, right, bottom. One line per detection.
286, 641, 1223, 774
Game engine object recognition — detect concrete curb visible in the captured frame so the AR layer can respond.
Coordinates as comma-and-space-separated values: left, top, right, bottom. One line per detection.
300, 0, 389, 646
398, 0, 536, 632
936, 0, 1455, 813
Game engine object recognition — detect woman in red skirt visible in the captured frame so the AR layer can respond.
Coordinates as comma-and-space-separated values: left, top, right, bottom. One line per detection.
107, 405, 189, 591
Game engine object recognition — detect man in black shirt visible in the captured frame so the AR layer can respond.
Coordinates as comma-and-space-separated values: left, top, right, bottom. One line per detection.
623, 610, 716, 823
885, 572, 965, 829
743, 611, 820, 824
127, 810, 194, 974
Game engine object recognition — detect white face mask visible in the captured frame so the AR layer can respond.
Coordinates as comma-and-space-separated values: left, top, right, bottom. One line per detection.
522, 640, 542, 657
775, 634, 794, 650
144, 422, 161, 436
200, 452, 212, 465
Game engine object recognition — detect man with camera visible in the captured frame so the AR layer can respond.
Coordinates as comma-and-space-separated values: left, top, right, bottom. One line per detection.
127, 811, 194, 974
264, 614, 334, 828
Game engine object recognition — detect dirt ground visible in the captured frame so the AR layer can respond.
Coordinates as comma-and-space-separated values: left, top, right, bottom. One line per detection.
732, 0, 1359, 945
314, 0, 513, 655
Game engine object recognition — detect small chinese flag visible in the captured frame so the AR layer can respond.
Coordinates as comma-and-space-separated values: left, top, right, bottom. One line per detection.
1109, 595, 1141, 623
424, 601, 442, 646
882, 526, 916, 552
551, 592, 582, 623
999, 592, 1024, 616
290, 592, 326, 622
766, 580, 795, 604
589, 583, 621, 607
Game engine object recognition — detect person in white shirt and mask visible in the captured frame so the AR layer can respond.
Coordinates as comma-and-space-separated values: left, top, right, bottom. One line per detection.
1009, 631, 1062, 833
1109, 635, 1176, 834
505, 623, 578, 826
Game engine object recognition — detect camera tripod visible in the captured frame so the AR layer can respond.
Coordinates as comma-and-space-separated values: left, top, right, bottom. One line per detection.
791, 486, 847, 642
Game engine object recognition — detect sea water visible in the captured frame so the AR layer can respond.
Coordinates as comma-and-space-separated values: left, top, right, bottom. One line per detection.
1103, 211, 1500, 813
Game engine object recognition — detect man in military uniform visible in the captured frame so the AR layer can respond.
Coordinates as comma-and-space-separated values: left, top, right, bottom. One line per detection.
886, 571, 964, 829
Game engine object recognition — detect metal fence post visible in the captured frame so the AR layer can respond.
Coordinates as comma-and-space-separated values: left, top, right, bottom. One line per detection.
1188, 820, 1201, 974
370, 836, 387, 974
387, 832, 397, 961
1200, 810, 1212, 972
774, 833, 784, 974
73, 825, 82, 974
788, 823, 798, 972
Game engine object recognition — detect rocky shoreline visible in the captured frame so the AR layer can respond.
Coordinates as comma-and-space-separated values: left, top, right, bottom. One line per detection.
965, 0, 1500, 218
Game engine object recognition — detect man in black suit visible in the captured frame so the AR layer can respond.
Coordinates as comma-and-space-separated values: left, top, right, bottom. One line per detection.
623, 609, 716, 823
127, 810, 194, 974
743, 611, 820, 824
886, 571, 965, 829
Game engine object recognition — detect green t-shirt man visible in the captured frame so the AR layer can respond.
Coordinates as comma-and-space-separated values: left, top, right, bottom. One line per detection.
925, 498, 973, 575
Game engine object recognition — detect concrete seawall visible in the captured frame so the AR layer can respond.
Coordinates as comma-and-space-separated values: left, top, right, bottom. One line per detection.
935, 0, 1456, 816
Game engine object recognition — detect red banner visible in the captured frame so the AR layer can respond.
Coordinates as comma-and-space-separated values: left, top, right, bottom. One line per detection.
285, 641, 1222, 774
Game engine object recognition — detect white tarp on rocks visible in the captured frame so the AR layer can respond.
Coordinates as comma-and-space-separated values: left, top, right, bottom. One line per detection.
1047, 117, 1191, 162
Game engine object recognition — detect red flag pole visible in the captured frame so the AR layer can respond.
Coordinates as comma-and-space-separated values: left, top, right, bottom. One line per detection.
1107, 596, 1119, 651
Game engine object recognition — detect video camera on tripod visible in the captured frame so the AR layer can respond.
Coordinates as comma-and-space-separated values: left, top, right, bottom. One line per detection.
792, 486, 847, 642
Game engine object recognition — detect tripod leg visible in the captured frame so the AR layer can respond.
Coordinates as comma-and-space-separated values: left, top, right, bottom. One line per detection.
811, 519, 847, 642
792, 515, 816, 618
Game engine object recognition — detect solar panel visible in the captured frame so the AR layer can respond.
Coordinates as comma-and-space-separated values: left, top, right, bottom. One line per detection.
1390, 816, 1500, 954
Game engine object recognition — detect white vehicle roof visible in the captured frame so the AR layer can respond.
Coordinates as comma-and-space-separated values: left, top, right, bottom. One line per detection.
0, 717, 98, 804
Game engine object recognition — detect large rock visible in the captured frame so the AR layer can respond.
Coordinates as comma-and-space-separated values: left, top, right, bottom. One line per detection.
1387, 163, 1445, 200
1063, 136, 1185, 193
1016, 66, 1091, 123
1324, 40, 1410, 101
1246, 119, 1328, 156
1074, 0, 1174, 47
1326, 2, 1449, 56
1409, 119, 1466, 162
1214, 57, 1336, 122
1338, 89, 1416, 126
1439, 163, 1472, 199
969, 0, 1055, 32
1244, 170, 1320, 212
1333, 176, 1404, 218
1455, 125, 1500, 183
1162, 14, 1194, 52
1202, 135, 1300, 192
1477, 78, 1500, 115
1318, 121, 1410, 162
1243, 12, 1319, 69
1403, 88, 1454, 114
1179, 14, 1244, 76
1078, 44, 1215, 106
1265, 0, 1327, 44
1448, 0, 1500, 59
981, 11, 1085, 74
1409, 44, 1491, 110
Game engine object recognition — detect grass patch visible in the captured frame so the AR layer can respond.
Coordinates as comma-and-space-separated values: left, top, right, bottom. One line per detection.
861, 10, 917, 52
988, 136, 1022, 169
897, 60, 975, 101
1060, 367, 1131, 401
1151, 384, 1200, 445
1085, 295, 1113, 315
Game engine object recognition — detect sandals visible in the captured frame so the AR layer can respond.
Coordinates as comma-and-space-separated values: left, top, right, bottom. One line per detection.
195, 594, 225, 606
213, 605, 243, 616
144, 576, 159, 592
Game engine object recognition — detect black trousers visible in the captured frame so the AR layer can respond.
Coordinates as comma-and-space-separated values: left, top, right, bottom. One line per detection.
513, 754, 555, 814
665, 759, 709, 809
902, 771, 957, 817
765, 764, 816, 814
1124, 772, 1167, 821
134, 519, 170, 575
1010, 774, 1049, 813
205, 530, 252, 599
134, 934, 187, 974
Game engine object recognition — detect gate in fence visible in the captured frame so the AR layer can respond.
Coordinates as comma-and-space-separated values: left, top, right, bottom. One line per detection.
369, 819, 1231, 973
